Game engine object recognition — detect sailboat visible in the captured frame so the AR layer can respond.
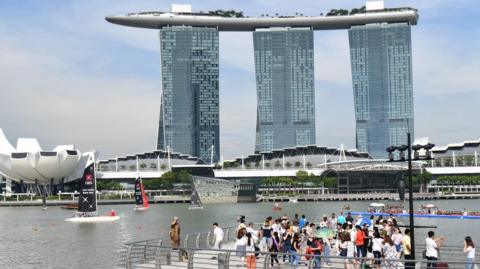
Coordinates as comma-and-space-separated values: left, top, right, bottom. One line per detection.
134, 176, 149, 211
65, 155, 120, 223
188, 188, 203, 210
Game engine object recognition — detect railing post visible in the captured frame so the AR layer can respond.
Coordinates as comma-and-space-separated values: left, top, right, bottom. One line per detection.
166, 251, 171, 265
195, 233, 201, 248
143, 241, 148, 263
184, 234, 189, 248
218, 251, 228, 269
187, 250, 194, 269
125, 244, 133, 269
263, 253, 271, 269
206, 231, 211, 248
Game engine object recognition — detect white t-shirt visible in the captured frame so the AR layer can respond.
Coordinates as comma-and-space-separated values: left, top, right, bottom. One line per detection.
426, 238, 438, 258
466, 246, 475, 259
214, 227, 224, 242
372, 238, 384, 252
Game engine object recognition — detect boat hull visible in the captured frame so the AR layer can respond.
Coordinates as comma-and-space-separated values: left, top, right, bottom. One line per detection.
134, 207, 149, 211
65, 216, 120, 223
351, 211, 480, 219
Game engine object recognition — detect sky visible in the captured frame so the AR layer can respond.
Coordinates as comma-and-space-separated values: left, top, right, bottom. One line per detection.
0, 0, 479, 160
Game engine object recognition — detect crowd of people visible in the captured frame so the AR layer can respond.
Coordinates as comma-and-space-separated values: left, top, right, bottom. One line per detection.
228, 212, 476, 269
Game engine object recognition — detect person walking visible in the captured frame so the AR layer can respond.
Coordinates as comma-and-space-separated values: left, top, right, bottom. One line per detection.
212, 222, 224, 250
402, 229, 414, 269
235, 229, 247, 263
371, 230, 384, 269
355, 225, 365, 265
282, 226, 293, 263
245, 232, 257, 269
290, 233, 301, 268
425, 231, 444, 269
383, 235, 400, 269
464, 236, 476, 269
311, 236, 324, 269
269, 231, 280, 267
169, 217, 181, 250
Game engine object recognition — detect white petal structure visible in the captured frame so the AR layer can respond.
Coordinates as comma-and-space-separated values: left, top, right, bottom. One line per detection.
0, 129, 91, 184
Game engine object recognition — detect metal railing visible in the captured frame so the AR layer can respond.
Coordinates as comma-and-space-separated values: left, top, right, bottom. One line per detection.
121, 243, 478, 269
119, 227, 237, 269
120, 226, 479, 269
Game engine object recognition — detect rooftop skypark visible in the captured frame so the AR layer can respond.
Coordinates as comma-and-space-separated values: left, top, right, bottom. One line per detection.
106, 3, 418, 31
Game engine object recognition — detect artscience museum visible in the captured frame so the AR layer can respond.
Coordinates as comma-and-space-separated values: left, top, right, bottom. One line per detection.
0, 129, 92, 192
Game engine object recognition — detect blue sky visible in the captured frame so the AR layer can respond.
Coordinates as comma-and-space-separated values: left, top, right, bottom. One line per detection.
0, 0, 479, 160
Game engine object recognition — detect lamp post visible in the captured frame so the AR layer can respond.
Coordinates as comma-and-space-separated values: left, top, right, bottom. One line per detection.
387, 136, 435, 262
407, 133, 415, 260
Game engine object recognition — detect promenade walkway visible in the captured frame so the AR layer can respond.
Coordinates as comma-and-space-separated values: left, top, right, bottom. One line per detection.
119, 227, 479, 269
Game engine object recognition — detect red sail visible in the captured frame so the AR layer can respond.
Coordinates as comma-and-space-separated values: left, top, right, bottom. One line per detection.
140, 183, 149, 208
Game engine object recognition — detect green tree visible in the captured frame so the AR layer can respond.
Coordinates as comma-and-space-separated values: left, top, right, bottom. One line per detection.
177, 170, 191, 184
97, 180, 124, 191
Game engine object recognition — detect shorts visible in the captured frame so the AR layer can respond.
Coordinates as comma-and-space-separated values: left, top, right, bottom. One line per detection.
373, 251, 382, 265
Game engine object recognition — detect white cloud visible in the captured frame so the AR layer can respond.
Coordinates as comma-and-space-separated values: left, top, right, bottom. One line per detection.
0, 32, 160, 159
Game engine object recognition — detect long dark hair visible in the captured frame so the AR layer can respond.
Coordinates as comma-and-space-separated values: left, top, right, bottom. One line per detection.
465, 236, 475, 248
384, 235, 394, 246
246, 232, 253, 246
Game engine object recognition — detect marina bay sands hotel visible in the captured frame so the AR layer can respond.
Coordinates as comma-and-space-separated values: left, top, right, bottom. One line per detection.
106, 0, 418, 161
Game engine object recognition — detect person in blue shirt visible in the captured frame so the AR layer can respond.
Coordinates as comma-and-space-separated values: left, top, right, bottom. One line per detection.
299, 215, 307, 230
338, 212, 346, 225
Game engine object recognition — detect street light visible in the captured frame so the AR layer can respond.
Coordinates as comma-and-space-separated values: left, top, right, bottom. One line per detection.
386, 137, 435, 261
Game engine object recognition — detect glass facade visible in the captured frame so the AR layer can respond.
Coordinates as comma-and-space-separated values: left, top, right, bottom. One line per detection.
157, 26, 220, 162
253, 27, 316, 153
349, 23, 414, 159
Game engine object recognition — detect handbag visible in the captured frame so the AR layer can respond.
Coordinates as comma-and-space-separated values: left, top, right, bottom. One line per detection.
422, 250, 427, 259
254, 244, 260, 257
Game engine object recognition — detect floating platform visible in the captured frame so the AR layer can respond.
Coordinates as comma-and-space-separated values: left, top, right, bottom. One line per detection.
351, 211, 480, 220
65, 216, 120, 223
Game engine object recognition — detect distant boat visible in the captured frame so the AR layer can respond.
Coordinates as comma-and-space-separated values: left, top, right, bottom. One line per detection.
288, 198, 298, 204
61, 204, 78, 210
272, 203, 282, 211
65, 155, 120, 223
188, 189, 203, 210
134, 176, 149, 211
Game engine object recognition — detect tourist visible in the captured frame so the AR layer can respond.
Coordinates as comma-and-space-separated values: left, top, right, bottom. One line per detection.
269, 231, 281, 267
282, 225, 293, 263
272, 218, 281, 234
383, 235, 400, 269
346, 212, 354, 224
338, 212, 346, 226
261, 220, 272, 252
290, 233, 301, 267
235, 229, 247, 262
299, 214, 307, 230
311, 236, 324, 269
323, 236, 333, 267
247, 222, 259, 244
169, 217, 181, 249
402, 229, 414, 269
343, 231, 357, 269
371, 229, 384, 269
245, 232, 257, 269
355, 225, 366, 262
391, 228, 403, 253
306, 223, 315, 238
320, 215, 328, 228
425, 231, 444, 269
330, 213, 338, 231
464, 236, 475, 269
212, 222, 224, 250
